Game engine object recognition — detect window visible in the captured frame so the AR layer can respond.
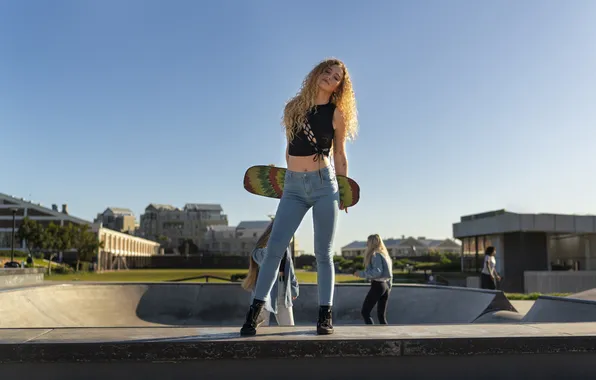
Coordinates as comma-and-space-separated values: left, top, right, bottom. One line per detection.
0, 232, 22, 248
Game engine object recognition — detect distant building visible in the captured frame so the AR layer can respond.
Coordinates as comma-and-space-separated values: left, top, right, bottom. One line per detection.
203, 220, 299, 256
0, 192, 160, 271
94, 207, 136, 233
139, 203, 228, 250
0, 193, 90, 252
453, 209, 596, 293
341, 236, 461, 259
93, 222, 160, 271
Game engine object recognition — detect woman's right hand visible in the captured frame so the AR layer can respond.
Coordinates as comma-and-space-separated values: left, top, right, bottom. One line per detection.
339, 201, 349, 213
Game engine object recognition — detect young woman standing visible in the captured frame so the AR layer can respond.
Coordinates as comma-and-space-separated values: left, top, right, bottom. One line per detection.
354, 234, 393, 324
240, 58, 358, 336
481, 246, 500, 290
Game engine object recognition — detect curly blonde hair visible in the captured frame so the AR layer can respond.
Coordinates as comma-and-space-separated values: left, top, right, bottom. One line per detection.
282, 58, 358, 142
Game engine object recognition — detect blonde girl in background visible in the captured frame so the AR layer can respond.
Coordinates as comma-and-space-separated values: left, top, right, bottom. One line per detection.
354, 234, 393, 324
242, 220, 299, 327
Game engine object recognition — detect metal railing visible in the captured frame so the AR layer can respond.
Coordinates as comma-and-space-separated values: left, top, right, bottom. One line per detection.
166, 275, 236, 283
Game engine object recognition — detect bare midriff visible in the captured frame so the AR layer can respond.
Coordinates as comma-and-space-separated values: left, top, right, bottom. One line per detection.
287, 154, 331, 172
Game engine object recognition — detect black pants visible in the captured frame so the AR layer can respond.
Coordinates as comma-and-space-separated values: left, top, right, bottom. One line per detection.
361, 280, 391, 324
481, 273, 496, 290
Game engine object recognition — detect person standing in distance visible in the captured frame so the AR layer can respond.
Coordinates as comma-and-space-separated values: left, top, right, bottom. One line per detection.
354, 234, 393, 324
481, 246, 501, 289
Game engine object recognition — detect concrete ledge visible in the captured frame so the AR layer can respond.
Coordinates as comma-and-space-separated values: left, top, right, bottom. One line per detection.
523, 295, 596, 323
0, 268, 46, 275
2, 355, 596, 380
0, 268, 45, 288
525, 271, 596, 293
2, 325, 596, 380
1, 324, 596, 363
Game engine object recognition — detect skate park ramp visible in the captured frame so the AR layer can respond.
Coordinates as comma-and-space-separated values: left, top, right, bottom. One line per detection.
568, 288, 596, 301
0, 282, 518, 328
521, 288, 596, 323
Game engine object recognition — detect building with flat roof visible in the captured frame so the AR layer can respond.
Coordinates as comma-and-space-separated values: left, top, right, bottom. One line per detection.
453, 209, 596, 293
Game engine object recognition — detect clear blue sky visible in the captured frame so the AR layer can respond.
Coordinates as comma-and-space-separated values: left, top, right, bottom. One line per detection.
2, 0, 596, 255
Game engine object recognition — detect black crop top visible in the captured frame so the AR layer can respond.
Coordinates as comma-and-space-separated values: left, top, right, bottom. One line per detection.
288, 102, 336, 161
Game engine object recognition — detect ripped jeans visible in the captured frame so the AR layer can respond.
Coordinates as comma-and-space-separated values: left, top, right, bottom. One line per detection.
253, 165, 339, 306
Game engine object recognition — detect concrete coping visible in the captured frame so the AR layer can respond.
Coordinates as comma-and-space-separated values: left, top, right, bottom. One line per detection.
537, 295, 596, 306
0, 268, 46, 276
15, 281, 502, 293
1, 324, 596, 363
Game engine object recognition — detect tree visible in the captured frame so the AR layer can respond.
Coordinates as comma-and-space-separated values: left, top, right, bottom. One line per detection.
56, 223, 76, 255
72, 224, 104, 271
156, 235, 170, 247
178, 238, 199, 255
44, 222, 60, 259
17, 217, 45, 257
48, 223, 76, 275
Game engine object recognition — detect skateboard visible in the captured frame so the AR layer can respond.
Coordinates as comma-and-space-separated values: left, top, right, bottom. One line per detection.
243, 165, 360, 208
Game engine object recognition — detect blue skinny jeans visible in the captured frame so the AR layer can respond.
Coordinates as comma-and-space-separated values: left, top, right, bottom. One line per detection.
253, 165, 339, 306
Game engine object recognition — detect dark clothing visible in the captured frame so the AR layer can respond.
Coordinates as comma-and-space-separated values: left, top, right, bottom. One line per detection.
361, 280, 391, 324
279, 255, 286, 273
481, 273, 496, 290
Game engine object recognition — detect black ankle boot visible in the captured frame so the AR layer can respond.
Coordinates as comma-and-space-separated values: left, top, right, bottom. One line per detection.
240, 299, 265, 336
317, 305, 334, 335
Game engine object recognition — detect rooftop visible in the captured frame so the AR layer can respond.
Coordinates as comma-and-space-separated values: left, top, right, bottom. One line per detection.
0, 192, 91, 226
146, 204, 178, 211
237, 220, 271, 230
105, 207, 134, 216
184, 203, 223, 212
453, 209, 596, 238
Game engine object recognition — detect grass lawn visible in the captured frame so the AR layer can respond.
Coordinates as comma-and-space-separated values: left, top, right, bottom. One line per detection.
3, 257, 573, 300
0, 256, 64, 268
44, 269, 359, 284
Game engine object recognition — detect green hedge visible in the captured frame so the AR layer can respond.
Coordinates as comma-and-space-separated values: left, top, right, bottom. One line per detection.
505, 292, 571, 300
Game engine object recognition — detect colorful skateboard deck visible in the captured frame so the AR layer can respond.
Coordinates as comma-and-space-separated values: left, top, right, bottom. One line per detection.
243, 165, 360, 208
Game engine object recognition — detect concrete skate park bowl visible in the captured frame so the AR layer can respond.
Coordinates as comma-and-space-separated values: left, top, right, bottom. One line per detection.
3, 283, 596, 379
0, 282, 518, 328
473, 287, 596, 324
